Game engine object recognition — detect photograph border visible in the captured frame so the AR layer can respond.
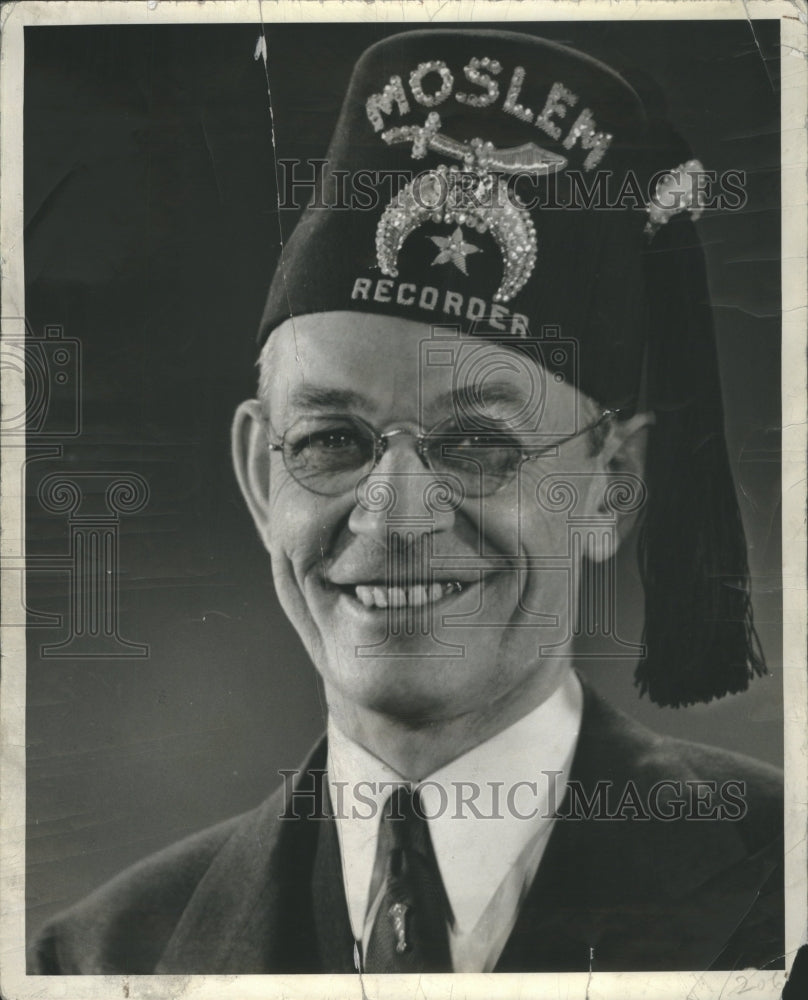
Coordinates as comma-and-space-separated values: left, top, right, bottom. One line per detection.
2, 2, 805, 998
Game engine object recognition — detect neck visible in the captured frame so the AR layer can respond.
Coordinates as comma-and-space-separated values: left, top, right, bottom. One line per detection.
324, 660, 574, 781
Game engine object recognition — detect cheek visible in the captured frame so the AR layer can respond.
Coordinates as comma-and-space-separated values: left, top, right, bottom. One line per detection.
518, 459, 604, 550
475, 474, 588, 626
468, 477, 570, 561
268, 477, 327, 555
515, 466, 605, 622
266, 483, 335, 598
264, 488, 342, 667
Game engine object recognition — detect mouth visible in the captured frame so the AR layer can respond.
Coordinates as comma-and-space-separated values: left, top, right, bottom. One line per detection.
329, 579, 467, 610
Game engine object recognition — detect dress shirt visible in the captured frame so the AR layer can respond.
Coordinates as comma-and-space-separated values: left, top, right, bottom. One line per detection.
327, 668, 583, 972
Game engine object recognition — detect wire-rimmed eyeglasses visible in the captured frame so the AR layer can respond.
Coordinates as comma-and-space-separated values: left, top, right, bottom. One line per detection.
268, 409, 618, 498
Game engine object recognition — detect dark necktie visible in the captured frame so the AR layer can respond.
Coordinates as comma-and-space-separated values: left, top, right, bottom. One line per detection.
363, 786, 453, 972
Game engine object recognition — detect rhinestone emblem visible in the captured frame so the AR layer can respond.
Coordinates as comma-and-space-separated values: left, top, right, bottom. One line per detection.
645, 159, 706, 236
375, 163, 538, 303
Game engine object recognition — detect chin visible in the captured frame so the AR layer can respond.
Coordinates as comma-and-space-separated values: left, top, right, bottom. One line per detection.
324, 642, 498, 723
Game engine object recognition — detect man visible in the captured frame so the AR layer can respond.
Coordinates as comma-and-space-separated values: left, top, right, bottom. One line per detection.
31, 28, 783, 974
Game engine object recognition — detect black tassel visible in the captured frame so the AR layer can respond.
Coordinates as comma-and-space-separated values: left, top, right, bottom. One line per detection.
634, 217, 767, 707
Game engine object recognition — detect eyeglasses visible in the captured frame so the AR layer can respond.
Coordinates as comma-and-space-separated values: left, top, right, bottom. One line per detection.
268, 410, 618, 498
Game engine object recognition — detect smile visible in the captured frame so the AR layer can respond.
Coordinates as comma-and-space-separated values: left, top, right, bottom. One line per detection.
351, 580, 464, 610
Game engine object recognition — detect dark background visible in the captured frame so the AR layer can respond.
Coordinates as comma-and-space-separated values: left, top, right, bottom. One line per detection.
24, 20, 782, 940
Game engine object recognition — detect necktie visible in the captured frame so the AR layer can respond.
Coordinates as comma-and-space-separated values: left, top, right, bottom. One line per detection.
363, 786, 453, 972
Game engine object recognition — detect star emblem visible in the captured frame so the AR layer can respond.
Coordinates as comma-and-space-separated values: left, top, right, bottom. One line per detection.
429, 227, 481, 275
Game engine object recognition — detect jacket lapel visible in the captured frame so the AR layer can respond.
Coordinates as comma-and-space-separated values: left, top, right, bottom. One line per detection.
495, 678, 776, 972
310, 785, 358, 972
155, 739, 338, 973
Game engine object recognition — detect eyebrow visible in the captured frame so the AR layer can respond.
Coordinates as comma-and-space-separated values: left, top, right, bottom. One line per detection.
287, 385, 371, 411
285, 381, 531, 419
433, 382, 533, 412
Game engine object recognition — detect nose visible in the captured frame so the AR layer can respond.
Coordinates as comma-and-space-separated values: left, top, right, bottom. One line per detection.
347, 435, 459, 543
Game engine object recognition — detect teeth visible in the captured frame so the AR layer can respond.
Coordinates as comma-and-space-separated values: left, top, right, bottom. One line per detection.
352, 581, 465, 609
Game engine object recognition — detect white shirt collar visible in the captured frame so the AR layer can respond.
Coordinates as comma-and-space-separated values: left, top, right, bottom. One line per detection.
327, 669, 583, 946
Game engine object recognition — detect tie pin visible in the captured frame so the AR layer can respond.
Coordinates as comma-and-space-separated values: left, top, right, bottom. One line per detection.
388, 901, 409, 954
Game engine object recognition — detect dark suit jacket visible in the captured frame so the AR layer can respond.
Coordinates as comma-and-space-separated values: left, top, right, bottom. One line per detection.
30, 679, 784, 973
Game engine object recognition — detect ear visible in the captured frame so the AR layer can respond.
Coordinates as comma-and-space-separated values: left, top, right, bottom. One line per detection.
585, 411, 655, 563
232, 399, 272, 550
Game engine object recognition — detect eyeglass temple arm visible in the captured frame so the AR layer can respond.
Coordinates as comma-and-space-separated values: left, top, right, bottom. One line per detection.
522, 408, 620, 460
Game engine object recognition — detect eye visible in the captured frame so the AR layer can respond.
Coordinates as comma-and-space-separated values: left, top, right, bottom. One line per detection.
293, 428, 359, 454
286, 421, 373, 472
451, 430, 519, 450
427, 422, 524, 483
432, 422, 522, 452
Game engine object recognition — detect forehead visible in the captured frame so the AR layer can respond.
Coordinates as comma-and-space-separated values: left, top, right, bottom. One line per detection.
262, 311, 590, 427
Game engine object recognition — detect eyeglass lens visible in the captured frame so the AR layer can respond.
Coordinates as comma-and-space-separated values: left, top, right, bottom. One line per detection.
280, 416, 526, 497
282, 419, 378, 495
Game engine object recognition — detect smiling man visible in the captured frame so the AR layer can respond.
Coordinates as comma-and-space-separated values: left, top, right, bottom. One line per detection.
31, 28, 784, 975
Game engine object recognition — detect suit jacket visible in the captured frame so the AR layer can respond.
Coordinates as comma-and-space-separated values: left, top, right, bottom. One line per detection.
30, 679, 784, 974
